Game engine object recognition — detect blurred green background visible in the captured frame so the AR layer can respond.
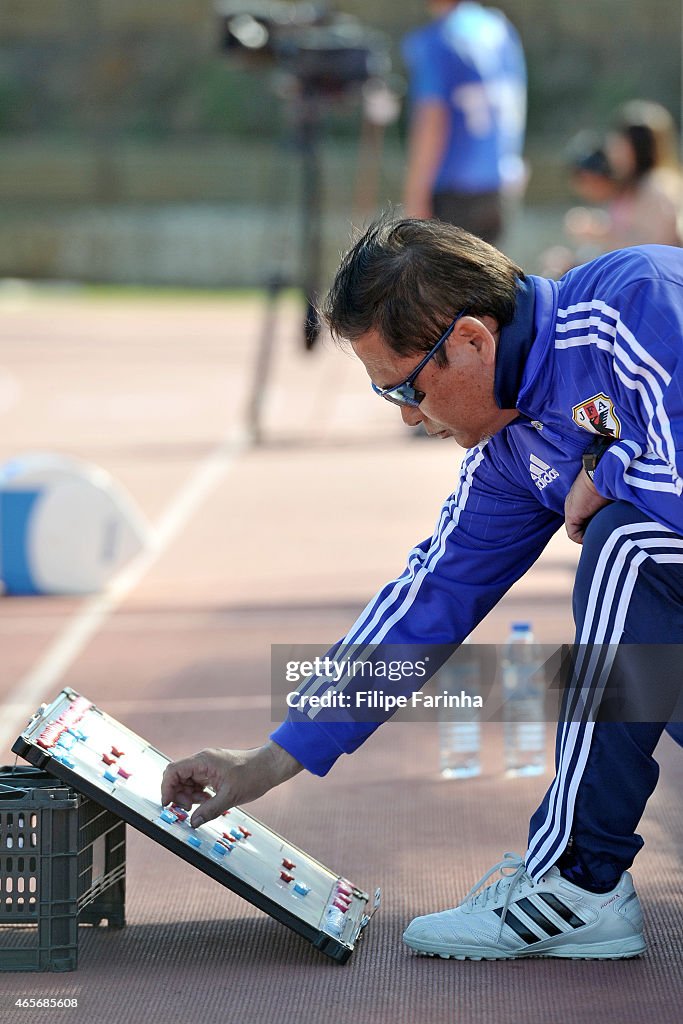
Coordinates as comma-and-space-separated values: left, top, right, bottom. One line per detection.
0, 0, 680, 285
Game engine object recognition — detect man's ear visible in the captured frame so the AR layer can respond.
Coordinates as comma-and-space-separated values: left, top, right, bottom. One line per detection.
453, 315, 499, 363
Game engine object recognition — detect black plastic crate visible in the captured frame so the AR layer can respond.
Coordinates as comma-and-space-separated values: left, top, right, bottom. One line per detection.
0, 765, 126, 972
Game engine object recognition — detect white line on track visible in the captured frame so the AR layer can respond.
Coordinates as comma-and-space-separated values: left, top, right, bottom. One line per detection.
0, 427, 249, 755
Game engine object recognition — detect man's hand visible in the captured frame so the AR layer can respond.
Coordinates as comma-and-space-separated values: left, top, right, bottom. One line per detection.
564, 467, 611, 544
160, 742, 303, 828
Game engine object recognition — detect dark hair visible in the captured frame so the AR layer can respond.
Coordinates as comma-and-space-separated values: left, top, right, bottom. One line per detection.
323, 216, 525, 363
613, 100, 678, 181
622, 124, 657, 178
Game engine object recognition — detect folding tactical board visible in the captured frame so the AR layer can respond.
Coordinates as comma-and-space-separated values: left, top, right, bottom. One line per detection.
12, 688, 380, 964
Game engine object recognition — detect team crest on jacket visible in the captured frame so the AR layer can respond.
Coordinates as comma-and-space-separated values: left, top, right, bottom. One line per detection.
571, 393, 621, 438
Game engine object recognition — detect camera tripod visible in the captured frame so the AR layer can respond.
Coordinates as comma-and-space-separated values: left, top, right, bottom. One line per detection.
243, 75, 398, 444
244, 84, 326, 443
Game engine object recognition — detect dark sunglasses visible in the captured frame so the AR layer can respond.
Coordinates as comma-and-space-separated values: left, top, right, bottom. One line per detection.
371, 308, 468, 407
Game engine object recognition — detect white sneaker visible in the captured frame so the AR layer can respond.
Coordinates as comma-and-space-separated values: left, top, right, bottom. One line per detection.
403, 852, 646, 960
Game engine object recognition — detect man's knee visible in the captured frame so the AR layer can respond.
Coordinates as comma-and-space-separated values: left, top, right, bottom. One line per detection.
572, 502, 650, 626
572, 500, 683, 641
581, 501, 647, 557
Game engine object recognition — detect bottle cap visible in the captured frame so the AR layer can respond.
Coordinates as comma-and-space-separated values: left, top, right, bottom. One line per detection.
511, 622, 531, 632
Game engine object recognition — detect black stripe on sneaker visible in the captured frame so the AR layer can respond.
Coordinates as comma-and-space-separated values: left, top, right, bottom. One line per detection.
493, 907, 539, 944
515, 897, 563, 937
538, 893, 584, 928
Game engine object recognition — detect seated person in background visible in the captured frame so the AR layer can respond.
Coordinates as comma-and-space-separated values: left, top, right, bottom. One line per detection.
566, 100, 682, 253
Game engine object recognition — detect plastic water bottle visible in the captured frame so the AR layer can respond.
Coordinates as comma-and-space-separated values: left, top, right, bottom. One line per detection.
438, 639, 481, 779
502, 622, 546, 777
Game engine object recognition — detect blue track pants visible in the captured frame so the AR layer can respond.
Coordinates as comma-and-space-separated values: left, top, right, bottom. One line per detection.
526, 501, 683, 887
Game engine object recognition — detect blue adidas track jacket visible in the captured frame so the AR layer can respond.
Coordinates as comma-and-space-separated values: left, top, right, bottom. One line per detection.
271, 244, 683, 775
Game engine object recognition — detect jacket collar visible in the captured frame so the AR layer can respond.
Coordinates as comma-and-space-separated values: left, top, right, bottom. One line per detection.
493, 276, 536, 409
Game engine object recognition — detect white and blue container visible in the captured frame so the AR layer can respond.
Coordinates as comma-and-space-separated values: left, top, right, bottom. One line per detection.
0, 452, 149, 595
438, 638, 481, 779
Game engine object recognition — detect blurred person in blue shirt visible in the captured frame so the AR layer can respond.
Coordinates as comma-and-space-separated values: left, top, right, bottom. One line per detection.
402, 1, 527, 245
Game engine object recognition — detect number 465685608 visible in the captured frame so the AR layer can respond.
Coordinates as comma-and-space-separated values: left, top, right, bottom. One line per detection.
14, 998, 78, 1009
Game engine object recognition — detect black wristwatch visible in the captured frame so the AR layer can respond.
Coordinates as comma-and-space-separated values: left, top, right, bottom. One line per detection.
582, 437, 613, 481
